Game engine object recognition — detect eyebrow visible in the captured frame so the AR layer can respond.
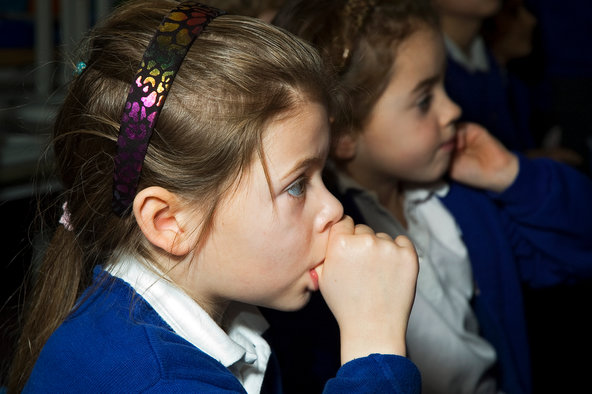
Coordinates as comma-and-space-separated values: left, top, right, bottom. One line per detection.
411, 74, 441, 94
281, 155, 326, 182
280, 146, 329, 182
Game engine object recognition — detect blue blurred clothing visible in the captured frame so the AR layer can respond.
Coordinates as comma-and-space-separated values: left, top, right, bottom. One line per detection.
441, 155, 592, 393
444, 37, 535, 152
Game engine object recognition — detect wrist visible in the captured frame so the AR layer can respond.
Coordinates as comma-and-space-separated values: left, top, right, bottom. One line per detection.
488, 153, 519, 193
339, 323, 407, 365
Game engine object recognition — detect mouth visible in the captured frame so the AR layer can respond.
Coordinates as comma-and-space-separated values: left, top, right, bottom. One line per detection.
309, 269, 319, 291
440, 136, 456, 152
309, 260, 323, 291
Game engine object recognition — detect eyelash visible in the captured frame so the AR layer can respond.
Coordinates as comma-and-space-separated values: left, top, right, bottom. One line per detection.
286, 175, 309, 198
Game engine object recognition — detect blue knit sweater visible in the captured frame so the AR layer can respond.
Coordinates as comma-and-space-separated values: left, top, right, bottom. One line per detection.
440, 155, 592, 393
24, 270, 421, 393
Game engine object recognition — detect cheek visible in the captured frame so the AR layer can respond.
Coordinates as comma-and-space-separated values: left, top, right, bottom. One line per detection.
244, 227, 313, 304
396, 124, 449, 176
255, 212, 313, 270
386, 119, 442, 161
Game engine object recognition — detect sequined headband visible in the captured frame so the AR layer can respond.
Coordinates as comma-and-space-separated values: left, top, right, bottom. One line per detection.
112, 1, 225, 216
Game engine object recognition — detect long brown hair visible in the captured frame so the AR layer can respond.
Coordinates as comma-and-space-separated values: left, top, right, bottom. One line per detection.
8, 1, 333, 391
273, 0, 439, 139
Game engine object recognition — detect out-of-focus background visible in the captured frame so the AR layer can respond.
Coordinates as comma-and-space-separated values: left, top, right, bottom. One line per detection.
0, 0, 120, 384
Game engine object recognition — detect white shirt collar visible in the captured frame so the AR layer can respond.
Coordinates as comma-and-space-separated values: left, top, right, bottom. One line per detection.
444, 34, 490, 73
334, 168, 364, 195
404, 181, 450, 203
337, 170, 450, 202
108, 256, 271, 394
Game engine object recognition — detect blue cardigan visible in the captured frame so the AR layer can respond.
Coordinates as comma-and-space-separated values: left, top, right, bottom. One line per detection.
263, 156, 592, 394
24, 270, 421, 393
441, 155, 592, 394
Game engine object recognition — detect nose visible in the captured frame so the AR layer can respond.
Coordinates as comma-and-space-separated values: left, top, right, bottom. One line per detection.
440, 90, 461, 129
315, 184, 344, 234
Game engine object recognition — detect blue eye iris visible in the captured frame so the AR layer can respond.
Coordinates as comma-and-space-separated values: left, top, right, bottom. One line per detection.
287, 178, 306, 197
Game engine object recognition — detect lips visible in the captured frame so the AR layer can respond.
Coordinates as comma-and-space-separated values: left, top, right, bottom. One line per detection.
440, 136, 456, 152
309, 260, 323, 291
309, 268, 319, 291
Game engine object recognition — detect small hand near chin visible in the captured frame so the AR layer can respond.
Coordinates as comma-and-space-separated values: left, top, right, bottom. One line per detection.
319, 216, 419, 364
449, 122, 519, 193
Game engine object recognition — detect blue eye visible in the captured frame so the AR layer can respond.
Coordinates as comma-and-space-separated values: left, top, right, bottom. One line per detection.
286, 177, 307, 198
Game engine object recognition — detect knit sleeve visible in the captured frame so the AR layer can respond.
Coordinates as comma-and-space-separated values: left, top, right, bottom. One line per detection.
323, 354, 421, 393
490, 154, 592, 285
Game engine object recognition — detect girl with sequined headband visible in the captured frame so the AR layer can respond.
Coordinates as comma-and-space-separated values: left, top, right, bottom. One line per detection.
7, 1, 422, 393
267, 1, 592, 393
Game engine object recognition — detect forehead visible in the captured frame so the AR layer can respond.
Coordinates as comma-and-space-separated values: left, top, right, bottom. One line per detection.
434, 0, 501, 17
263, 101, 330, 166
220, 100, 329, 204
389, 27, 445, 86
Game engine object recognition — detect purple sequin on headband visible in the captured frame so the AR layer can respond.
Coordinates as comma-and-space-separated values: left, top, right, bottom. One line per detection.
112, 1, 225, 216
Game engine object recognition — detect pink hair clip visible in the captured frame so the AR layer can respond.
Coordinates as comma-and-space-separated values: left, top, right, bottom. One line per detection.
59, 202, 74, 231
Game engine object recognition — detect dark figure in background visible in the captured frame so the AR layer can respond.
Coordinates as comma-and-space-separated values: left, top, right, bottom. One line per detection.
521, 0, 592, 175
481, 0, 583, 167
435, 0, 583, 169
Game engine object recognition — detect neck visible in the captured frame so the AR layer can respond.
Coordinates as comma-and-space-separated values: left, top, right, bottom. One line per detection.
166, 255, 230, 326
345, 163, 408, 229
490, 45, 508, 68
440, 14, 483, 55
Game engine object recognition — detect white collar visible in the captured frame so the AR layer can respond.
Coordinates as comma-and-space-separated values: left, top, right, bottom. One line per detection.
405, 182, 450, 204
336, 170, 450, 203
336, 170, 369, 196
444, 35, 490, 73
108, 257, 271, 394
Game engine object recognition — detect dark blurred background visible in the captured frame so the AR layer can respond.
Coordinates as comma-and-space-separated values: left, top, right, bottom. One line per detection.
0, 0, 121, 386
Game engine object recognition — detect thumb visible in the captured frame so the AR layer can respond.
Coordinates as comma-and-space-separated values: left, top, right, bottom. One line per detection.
329, 215, 355, 239
318, 215, 353, 282
314, 263, 324, 281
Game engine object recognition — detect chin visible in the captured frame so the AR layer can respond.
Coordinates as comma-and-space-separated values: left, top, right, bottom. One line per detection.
414, 165, 450, 184
262, 291, 312, 312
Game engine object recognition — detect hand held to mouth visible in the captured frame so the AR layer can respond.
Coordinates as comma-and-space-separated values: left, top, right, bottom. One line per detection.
317, 216, 419, 365
449, 122, 519, 193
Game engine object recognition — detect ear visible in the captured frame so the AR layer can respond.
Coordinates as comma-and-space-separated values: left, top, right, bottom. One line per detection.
133, 186, 197, 256
334, 133, 358, 161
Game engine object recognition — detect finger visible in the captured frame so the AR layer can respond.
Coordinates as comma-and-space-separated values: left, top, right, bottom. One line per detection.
375, 232, 393, 241
455, 123, 467, 151
330, 215, 355, 236
353, 223, 375, 235
393, 235, 414, 249
314, 263, 323, 281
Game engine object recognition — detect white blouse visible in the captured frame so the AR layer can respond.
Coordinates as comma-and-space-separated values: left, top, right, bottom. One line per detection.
337, 172, 500, 394
109, 256, 271, 394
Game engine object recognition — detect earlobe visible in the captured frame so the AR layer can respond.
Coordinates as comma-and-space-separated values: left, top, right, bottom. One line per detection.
334, 133, 358, 160
133, 187, 195, 256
